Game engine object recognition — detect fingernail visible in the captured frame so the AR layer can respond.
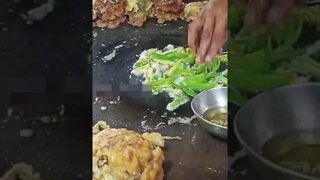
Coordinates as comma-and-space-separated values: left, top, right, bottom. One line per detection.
196, 55, 201, 63
205, 56, 212, 63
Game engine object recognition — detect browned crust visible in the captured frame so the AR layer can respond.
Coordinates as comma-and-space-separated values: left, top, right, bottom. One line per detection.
93, 126, 165, 180
125, 0, 154, 27
127, 12, 148, 27
153, 0, 185, 23
92, 0, 207, 28
184, 1, 208, 22
93, 0, 126, 29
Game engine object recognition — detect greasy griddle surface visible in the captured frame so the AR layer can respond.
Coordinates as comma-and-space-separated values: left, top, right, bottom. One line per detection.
0, 0, 91, 178
0, 105, 91, 179
93, 19, 228, 179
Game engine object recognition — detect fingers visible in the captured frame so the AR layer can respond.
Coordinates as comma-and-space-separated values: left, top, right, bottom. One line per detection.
267, 0, 296, 26
188, 5, 206, 57
205, 19, 227, 64
208, 35, 227, 63
196, 0, 227, 64
188, 19, 203, 56
245, 0, 271, 28
244, 0, 304, 27
198, 12, 215, 64
188, 0, 228, 64
203, 0, 227, 64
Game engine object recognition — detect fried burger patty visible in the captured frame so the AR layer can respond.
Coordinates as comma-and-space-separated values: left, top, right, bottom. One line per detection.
125, 0, 154, 27
184, 1, 208, 22
154, 0, 185, 23
93, 0, 126, 28
92, 121, 165, 180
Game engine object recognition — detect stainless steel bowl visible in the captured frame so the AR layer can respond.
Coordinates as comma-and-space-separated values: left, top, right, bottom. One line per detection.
234, 83, 320, 180
191, 87, 227, 140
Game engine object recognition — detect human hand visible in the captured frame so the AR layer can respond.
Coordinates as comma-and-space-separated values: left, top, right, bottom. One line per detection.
188, 0, 227, 64
237, 0, 305, 27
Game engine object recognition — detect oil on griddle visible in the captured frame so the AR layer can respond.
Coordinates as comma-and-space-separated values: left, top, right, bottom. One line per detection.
92, 5, 228, 180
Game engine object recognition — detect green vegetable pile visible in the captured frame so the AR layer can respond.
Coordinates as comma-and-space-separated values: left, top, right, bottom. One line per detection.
228, 2, 320, 107
131, 45, 227, 111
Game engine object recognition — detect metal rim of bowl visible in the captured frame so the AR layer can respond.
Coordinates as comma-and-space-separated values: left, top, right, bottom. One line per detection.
233, 83, 320, 180
191, 87, 228, 130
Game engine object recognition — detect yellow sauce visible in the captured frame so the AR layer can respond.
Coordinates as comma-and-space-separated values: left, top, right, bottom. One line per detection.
262, 132, 320, 178
202, 107, 227, 127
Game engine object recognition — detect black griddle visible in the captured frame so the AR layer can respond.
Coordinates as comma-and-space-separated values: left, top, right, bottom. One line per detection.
93, 19, 228, 180
0, 105, 91, 179
0, 0, 92, 179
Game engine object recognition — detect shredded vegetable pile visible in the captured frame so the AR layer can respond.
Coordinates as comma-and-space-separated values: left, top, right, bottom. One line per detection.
131, 45, 227, 111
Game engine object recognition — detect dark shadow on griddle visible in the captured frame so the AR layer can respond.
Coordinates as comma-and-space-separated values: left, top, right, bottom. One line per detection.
163, 161, 173, 179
